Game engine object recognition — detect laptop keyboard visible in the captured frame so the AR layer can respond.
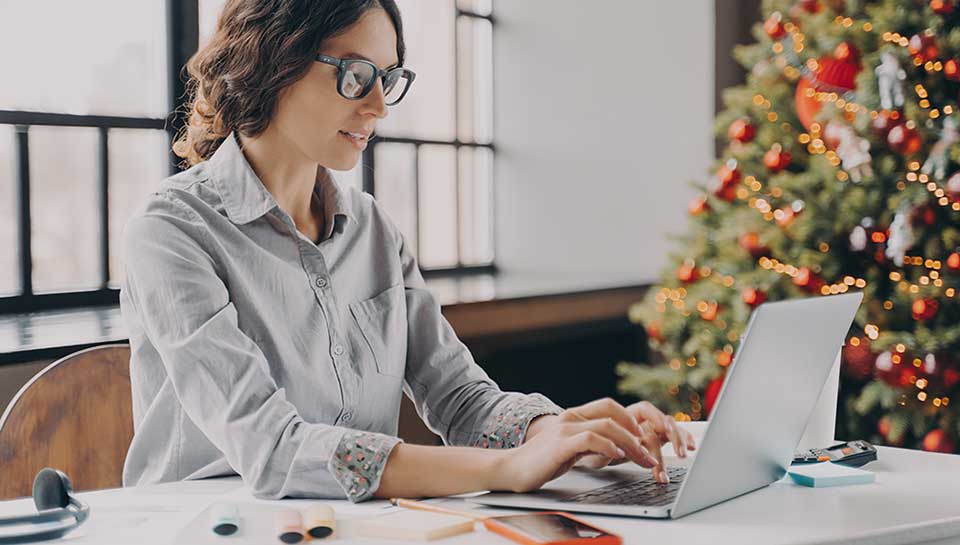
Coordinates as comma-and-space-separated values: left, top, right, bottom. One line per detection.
563, 467, 687, 507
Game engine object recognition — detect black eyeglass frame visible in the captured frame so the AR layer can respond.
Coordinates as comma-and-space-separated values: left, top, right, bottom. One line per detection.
315, 54, 416, 105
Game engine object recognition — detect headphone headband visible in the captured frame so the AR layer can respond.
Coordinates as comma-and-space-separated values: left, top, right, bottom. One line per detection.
0, 468, 89, 544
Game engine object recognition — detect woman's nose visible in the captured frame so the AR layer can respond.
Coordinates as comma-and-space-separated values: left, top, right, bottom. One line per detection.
360, 78, 389, 119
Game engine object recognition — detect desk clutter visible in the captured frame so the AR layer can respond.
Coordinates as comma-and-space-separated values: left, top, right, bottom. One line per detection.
182, 500, 481, 543
178, 497, 623, 544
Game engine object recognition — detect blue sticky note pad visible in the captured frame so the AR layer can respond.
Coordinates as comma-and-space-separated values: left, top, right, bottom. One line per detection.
788, 462, 875, 487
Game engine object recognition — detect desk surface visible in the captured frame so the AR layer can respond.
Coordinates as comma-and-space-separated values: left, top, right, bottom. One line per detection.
1, 424, 959, 545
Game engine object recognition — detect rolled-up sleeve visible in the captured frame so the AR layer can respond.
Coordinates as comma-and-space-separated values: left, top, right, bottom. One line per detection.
122, 195, 400, 501
390, 224, 563, 449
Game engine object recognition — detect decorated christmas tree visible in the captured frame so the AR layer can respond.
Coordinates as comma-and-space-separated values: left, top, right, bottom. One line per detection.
618, 0, 960, 453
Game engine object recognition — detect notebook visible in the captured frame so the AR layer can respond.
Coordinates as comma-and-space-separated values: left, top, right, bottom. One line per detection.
788, 462, 875, 487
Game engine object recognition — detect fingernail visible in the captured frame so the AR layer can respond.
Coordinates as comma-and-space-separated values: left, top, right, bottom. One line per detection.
660, 470, 670, 483
616, 448, 626, 459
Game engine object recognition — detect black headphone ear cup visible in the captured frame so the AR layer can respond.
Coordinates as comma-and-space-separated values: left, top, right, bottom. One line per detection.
33, 468, 71, 511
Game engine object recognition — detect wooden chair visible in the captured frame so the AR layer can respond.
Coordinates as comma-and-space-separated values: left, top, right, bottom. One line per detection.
0, 344, 133, 500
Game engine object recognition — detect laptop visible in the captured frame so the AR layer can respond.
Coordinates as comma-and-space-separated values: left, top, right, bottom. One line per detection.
468, 292, 863, 519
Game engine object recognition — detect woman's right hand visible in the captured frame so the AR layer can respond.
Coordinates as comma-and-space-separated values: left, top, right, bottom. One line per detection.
490, 401, 662, 494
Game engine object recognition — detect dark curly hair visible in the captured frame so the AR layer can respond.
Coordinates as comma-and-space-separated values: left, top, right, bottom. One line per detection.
172, 0, 405, 167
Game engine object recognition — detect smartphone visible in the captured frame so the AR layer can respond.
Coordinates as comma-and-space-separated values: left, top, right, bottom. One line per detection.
483, 512, 622, 545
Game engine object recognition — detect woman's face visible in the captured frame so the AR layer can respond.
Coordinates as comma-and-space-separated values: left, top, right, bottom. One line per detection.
271, 8, 399, 170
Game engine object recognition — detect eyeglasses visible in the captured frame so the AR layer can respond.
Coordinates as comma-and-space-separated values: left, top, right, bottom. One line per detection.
315, 54, 416, 106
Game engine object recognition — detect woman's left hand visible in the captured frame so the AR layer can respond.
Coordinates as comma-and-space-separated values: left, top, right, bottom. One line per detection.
525, 398, 697, 482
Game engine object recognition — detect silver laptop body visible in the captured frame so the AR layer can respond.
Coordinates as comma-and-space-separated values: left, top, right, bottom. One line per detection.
468, 292, 863, 519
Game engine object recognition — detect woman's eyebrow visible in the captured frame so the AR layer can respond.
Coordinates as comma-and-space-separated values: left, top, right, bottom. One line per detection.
341, 51, 400, 70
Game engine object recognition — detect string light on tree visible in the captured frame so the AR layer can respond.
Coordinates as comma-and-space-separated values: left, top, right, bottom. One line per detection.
620, 1, 960, 455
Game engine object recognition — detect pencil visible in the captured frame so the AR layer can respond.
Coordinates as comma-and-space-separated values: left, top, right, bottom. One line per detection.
388, 498, 489, 521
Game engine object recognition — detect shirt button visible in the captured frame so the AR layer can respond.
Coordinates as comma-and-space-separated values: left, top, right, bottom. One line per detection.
333, 344, 345, 356
342, 412, 353, 423
315, 277, 328, 289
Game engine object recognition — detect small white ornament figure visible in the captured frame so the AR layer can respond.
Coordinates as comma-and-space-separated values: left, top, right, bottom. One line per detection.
834, 123, 873, 182
885, 206, 915, 266
849, 225, 868, 251
875, 52, 906, 111
922, 116, 959, 180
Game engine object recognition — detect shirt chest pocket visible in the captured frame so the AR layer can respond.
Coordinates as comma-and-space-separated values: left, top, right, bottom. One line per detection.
349, 284, 408, 378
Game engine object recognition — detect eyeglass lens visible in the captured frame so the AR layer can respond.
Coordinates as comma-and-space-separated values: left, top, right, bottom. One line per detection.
340, 61, 410, 104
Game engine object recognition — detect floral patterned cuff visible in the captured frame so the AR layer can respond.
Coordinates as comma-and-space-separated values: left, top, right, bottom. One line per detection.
473, 393, 563, 449
329, 430, 402, 502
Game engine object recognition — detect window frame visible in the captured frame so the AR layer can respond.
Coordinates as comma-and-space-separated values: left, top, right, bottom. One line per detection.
0, 0, 195, 314
0, 0, 496, 315
364, 5, 497, 277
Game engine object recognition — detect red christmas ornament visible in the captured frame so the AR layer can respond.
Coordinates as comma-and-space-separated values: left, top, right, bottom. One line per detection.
796, 0, 821, 13
944, 368, 960, 389
931, 0, 955, 14
728, 118, 757, 143
738, 232, 769, 258
714, 163, 742, 202
877, 416, 891, 439
841, 339, 874, 380
794, 53, 861, 130
947, 252, 960, 271
688, 196, 710, 216
704, 374, 725, 418
716, 351, 734, 368
646, 321, 664, 343
741, 287, 768, 308
677, 260, 700, 283
763, 12, 787, 39
699, 301, 720, 321
887, 123, 922, 156
870, 110, 900, 140
909, 32, 939, 62
923, 429, 956, 453
945, 59, 960, 81
792, 267, 823, 292
912, 204, 937, 226
877, 415, 905, 446
912, 298, 939, 321
776, 207, 798, 227
763, 144, 792, 173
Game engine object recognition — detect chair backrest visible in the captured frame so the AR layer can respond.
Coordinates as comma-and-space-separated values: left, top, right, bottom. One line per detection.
0, 344, 133, 500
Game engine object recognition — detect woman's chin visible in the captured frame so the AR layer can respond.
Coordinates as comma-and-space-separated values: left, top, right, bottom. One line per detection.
324, 152, 362, 172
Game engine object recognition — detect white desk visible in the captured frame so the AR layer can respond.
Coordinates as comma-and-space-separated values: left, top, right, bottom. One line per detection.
2, 424, 960, 545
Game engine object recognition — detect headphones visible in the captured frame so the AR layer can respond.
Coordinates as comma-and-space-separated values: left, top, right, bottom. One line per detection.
0, 469, 90, 544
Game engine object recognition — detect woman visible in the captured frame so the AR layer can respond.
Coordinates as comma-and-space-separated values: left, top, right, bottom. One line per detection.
121, 0, 695, 502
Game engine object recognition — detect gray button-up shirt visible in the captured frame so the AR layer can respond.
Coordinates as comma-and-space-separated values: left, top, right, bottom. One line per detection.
120, 133, 561, 501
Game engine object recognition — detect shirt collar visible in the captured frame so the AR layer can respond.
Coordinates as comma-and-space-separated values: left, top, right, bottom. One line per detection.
209, 132, 354, 229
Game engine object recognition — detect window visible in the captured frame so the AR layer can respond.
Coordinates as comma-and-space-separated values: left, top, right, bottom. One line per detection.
1, 0, 494, 314
0, 1, 180, 313
368, 0, 496, 272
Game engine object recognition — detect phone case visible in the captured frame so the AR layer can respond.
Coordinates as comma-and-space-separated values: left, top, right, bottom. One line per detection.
482, 511, 622, 545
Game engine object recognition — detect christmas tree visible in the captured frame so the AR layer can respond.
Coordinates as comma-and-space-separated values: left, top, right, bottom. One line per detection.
618, 0, 960, 454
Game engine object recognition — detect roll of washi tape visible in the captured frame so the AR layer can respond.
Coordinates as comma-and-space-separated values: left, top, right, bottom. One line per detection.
303, 504, 336, 539
275, 509, 304, 544
209, 503, 240, 536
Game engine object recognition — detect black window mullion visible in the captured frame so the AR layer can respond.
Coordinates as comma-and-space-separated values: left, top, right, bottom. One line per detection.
362, 146, 375, 194
414, 143, 422, 262
166, 0, 199, 175
97, 127, 110, 288
14, 125, 32, 297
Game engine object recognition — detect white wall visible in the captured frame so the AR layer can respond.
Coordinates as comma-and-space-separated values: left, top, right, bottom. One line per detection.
494, 1, 715, 282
